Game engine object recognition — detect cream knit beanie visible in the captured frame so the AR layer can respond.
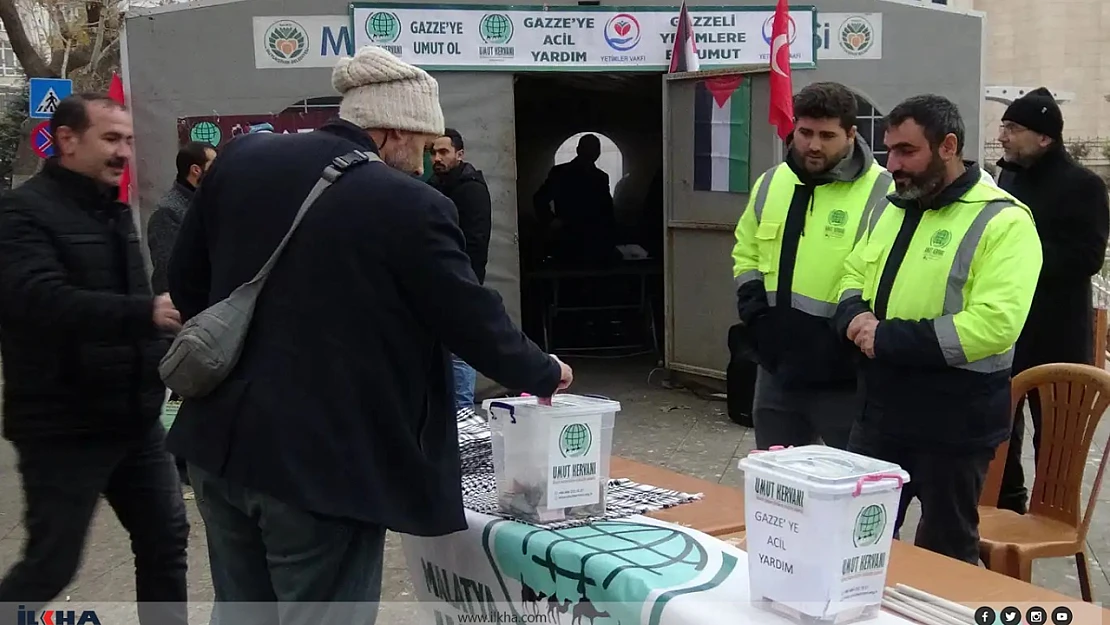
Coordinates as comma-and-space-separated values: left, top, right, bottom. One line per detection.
332, 46, 445, 136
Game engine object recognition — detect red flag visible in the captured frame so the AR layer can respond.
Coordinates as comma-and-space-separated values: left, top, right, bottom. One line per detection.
668, 1, 700, 73
107, 73, 132, 204
767, 0, 794, 141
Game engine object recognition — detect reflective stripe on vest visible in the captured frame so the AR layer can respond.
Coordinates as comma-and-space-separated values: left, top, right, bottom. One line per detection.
855, 172, 894, 243
766, 291, 839, 317
744, 162, 891, 317
751, 172, 773, 224
932, 199, 1016, 373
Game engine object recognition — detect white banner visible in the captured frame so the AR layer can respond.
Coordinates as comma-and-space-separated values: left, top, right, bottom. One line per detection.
253, 16, 354, 69
349, 4, 817, 71
402, 509, 918, 625
815, 13, 882, 60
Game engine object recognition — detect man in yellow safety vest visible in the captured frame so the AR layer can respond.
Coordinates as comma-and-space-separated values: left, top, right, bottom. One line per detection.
731, 82, 891, 450
835, 94, 1042, 564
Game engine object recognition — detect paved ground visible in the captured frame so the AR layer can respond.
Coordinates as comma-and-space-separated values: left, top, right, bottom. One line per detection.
0, 354, 1107, 621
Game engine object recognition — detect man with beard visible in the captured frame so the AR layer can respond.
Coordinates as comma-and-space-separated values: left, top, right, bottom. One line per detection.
0, 93, 189, 624
835, 94, 1042, 563
429, 128, 492, 410
147, 141, 216, 485
149, 142, 217, 296
731, 81, 891, 450
993, 88, 1110, 514
166, 46, 571, 624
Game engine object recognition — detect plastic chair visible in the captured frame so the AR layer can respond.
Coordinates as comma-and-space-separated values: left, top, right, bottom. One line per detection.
977, 379, 1021, 508
977, 363, 1110, 602
978, 432, 1011, 508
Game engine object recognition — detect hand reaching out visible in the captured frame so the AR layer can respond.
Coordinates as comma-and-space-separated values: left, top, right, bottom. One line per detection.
153, 294, 182, 333
551, 354, 573, 391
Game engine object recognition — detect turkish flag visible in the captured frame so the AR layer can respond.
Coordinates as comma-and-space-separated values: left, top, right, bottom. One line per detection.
107, 73, 132, 204
767, 0, 794, 141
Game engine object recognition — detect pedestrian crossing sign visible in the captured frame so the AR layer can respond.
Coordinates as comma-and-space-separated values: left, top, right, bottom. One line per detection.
29, 78, 72, 119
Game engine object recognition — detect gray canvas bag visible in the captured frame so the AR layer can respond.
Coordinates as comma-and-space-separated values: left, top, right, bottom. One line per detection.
159, 149, 380, 398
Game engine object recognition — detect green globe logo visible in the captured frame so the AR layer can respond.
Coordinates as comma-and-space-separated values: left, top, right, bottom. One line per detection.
366, 12, 401, 44
189, 121, 221, 146
479, 14, 514, 45
559, 423, 593, 458
828, 209, 848, 226
265, 19, 309, 64
930, 229, 952, 248
852, 504, 886, 547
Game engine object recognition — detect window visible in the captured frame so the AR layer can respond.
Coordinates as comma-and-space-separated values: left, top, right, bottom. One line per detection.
853, 94, 887, 167
0, 39, 20, 77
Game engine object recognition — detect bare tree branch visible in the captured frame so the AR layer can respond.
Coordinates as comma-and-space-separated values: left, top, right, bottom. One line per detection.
0, 0, 53, 76
87, 4, 103, 66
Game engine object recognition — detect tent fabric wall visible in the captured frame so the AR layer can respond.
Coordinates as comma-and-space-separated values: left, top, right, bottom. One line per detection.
431, 72, 519, 396
124, 0, 985, 385
124, 3, 520, 400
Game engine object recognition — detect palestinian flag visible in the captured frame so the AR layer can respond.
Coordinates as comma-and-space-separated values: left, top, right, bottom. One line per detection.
693, 75, 752, 193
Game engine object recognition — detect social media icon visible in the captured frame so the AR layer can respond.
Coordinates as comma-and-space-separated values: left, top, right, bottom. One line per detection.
1051, 606, 1073, 625
1027, 607, 1047, 624
976, 607, 998, 625
1001, 606, 1022, 625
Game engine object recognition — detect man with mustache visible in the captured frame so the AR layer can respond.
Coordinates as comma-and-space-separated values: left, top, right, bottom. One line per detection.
428, 128, 491, 410
0, 94, 189, 623
731, 81, 892, 450
992, 88, 1110, 515
835, 94, 1042, 564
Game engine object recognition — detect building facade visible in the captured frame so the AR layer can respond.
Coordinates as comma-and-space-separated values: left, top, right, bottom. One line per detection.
974, 0, 1108, 143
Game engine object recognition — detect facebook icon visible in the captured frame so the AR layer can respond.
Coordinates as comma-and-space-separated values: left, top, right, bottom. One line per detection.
976, 607, 998, 625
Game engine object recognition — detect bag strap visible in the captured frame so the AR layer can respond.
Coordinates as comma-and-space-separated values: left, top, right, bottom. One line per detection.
245, 150, 381, 287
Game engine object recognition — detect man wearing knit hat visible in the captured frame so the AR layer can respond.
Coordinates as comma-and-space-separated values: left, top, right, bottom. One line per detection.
165, 45, 573, 623
995, 87, 1110, 514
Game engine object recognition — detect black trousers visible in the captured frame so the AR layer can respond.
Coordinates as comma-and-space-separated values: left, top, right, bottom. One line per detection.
753, 367, 857, 450
998, 391, 1041, 514
0, 422, 189, 625
848, 423, 993, 565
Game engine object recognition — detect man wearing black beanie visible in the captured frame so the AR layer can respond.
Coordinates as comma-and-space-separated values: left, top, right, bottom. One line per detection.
996, 87, 1110, 514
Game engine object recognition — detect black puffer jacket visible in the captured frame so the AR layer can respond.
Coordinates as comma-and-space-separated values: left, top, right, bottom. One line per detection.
430, 162, 492, 283
0, 161, 168, 441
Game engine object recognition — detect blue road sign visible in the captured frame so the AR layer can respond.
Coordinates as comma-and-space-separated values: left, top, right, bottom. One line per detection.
29, 78, 72, 119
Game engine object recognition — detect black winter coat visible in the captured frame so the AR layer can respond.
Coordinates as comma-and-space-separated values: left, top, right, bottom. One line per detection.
998, 145, 1110, 371
0, 161, 168, 441
165, 120, 560, 536
430, 162, 492, 284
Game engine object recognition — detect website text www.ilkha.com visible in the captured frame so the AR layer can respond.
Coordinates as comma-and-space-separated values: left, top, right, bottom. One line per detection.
453, 612, 552, 624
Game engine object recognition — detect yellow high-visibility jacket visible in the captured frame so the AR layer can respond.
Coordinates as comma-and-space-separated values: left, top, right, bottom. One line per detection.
730, 137, 891, 387
834, 165, 1042, 448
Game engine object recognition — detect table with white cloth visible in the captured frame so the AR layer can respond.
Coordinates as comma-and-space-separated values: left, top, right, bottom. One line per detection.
401, 510, 928, 625
399, 409, 922, 625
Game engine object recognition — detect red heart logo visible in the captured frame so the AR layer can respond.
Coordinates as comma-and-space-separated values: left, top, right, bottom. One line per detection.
615, 21, 630, 37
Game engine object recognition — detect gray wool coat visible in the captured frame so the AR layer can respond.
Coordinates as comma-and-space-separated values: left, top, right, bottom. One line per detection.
147, 181, 194, 294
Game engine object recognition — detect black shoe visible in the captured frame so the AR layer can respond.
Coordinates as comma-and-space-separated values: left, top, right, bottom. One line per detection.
996, 496, 1027, 515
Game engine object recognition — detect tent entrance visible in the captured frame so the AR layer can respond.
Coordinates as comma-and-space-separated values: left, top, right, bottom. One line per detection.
514, 72, 664, 359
